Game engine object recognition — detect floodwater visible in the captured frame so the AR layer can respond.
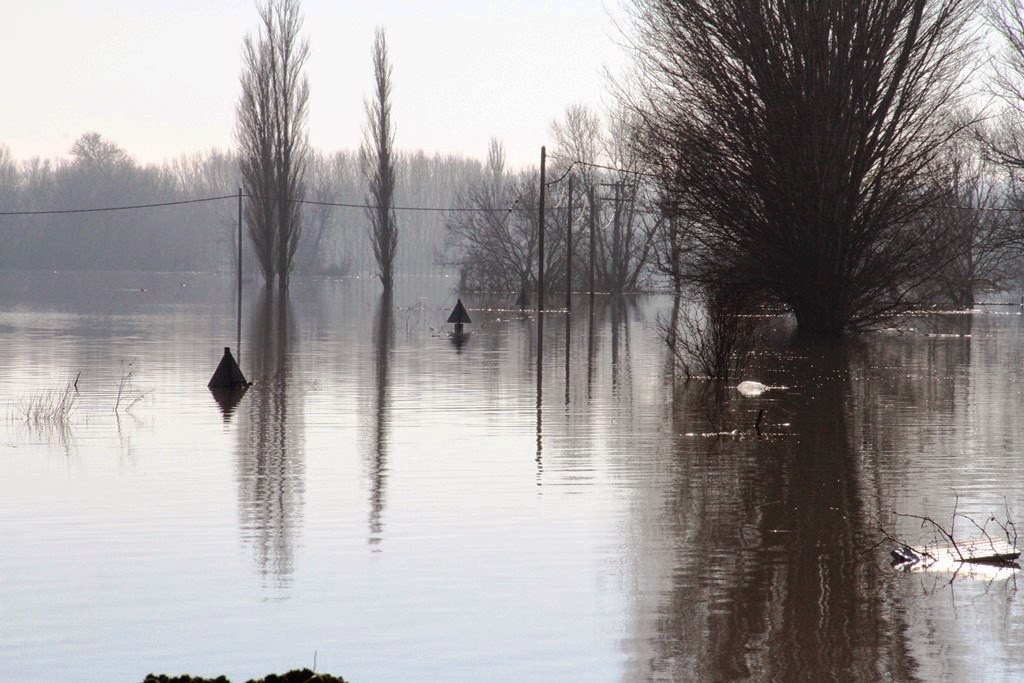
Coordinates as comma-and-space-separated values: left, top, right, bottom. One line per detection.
3, 271, 1024, 682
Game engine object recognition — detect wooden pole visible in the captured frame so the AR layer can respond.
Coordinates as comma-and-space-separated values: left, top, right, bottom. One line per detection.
538, 146, 546, 313
236, 187, 243, 366
566, 174, 573, 312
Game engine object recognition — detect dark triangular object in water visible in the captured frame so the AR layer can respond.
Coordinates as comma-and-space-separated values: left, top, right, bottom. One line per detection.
208, 346, 248, 388
447, 299, 471, 324
515, 289, 529, 308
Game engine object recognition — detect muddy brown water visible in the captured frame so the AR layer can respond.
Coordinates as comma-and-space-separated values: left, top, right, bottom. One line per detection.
2, 271, 1024, 681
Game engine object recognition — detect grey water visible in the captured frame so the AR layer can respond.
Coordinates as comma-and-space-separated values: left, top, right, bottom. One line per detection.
3, 271, 1024, 682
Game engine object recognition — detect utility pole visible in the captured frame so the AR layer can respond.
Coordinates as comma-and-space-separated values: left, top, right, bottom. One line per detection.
600, 181, 633, 293
538, 146, 546, 312
237, 187, 243, 366
566, 174, 573, 312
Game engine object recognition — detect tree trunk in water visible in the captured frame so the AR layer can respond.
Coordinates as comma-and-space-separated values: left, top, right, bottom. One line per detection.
792, 290, 848, 337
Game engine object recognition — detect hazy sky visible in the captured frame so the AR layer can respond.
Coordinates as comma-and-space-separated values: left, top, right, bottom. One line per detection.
3, 0, 627, 169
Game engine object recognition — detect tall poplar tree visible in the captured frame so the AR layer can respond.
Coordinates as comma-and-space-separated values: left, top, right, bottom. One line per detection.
361, 28, 398, 293
236, 0, 310, 289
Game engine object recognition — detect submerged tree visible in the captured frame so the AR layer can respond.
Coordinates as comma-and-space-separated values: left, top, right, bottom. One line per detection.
361, 27, 398, 293
626, 0, 975, 334
926, 122, 1022, 306
236, 0, 310, 288
987, 0, 1024, 171
597, 110, 656, 293
443, 139, 545, 293
550, 105, 656, 293
661, 281, 761, 381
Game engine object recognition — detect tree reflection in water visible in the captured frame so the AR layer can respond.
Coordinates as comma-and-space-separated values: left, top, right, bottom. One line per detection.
366, 291, 393, 548
235, 289, 305, 592
625, 336, 918, 681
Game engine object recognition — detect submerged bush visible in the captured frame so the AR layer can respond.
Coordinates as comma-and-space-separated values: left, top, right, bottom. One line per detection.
142, 669, 348, 683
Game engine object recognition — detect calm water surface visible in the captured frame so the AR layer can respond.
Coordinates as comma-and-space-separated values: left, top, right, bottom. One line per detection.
2, 272, 1024, 682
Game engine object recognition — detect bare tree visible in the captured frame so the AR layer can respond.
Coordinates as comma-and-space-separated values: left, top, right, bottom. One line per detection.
236, 0, 310, 289
597, 110, 656, 293
625, 0, 976, 334
167, 149, 242, 272
927, 120, 1022, 305
987, 0, 1024, 171
444, 139, 545, 293
361, 27, 398, 293
0, 144, 19, 208
70, 132, 130, 171
551, 105, 657, 293
660, 281, 761, 381
552, 105, 603, 292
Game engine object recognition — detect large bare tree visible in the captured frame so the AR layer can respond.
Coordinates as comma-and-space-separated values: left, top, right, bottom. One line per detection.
236, 0, 310, 289
626, 0, 975, 334
361, 27, 398, 293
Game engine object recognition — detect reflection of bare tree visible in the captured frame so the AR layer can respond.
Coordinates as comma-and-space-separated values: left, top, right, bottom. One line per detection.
236, 289, 304, 590
366, 292, 394, 547
626, 339, 915, 680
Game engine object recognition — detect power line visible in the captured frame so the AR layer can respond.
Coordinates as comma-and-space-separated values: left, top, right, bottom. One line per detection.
0, 192, 518, 217
296, 197, 507, 212
544, 160, 578, 186
546, 153, 664, 181
547, 152, 1024, 214
0, 194, 237, 216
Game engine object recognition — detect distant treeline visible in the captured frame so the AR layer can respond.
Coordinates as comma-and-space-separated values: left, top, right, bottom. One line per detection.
0, 133, 481, 277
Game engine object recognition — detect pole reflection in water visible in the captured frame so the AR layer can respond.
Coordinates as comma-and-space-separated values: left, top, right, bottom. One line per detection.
367, 292, 394, 548
235, 289, 305, 592
536, 313, 544, 485
609, 296, 634, 396
564, 309, 571, 407
626, 337, 911, 681
587, 293, 596, 400
611, 296, 621, 391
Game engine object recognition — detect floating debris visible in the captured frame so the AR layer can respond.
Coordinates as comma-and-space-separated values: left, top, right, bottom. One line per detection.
735, 380, 789, 397
891, 537, 1020, 578
685, 429, 740, 438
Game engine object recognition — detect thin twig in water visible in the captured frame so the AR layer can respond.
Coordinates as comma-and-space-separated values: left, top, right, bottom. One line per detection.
891, 509, 963, 561
114, 362, 145, 414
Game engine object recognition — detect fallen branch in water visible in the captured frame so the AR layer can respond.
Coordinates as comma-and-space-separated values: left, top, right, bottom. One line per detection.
878, 492, 1019, 571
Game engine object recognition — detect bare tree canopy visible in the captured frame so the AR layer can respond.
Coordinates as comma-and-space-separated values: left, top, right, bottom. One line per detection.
70, 132, 131, 171
361, 27, 398, 293
625, 0, 976, 334
549, 104, 657, 294
925, 116, 1023, 306
236, 0, 310, 289
443, 139, 543, 293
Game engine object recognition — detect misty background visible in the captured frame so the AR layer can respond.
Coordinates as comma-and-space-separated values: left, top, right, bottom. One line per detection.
0, 138, 479, 277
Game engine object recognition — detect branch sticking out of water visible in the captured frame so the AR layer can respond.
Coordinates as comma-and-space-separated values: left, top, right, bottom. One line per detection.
879, 491, 1020, 570
114, 362, 145, 414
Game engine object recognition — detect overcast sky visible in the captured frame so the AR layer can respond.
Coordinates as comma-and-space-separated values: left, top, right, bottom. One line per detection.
2, 0, 627, 169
